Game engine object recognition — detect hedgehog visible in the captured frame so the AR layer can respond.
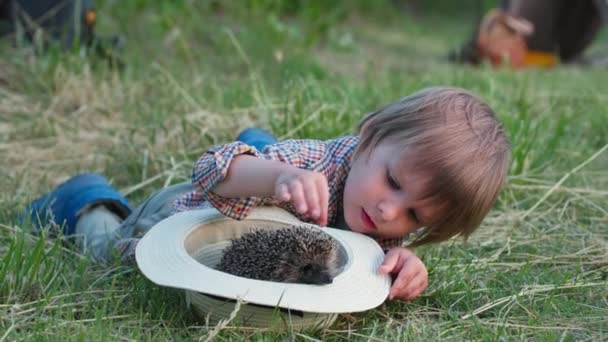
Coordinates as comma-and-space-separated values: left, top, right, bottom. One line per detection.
216, 226, 340, 285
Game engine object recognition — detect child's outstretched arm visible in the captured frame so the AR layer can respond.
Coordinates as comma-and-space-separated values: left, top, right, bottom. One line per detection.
379, 247, 428, 301
213, 155, 329, 226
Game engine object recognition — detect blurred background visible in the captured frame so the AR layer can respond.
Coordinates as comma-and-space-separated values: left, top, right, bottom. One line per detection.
0, 1, 607, 340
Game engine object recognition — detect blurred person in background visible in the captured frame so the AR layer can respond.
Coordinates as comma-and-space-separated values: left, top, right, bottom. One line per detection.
449, 0, 608, 68
0, 0, 123, 64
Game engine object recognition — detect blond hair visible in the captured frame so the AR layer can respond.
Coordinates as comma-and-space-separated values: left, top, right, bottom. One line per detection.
356, 86, 510, 246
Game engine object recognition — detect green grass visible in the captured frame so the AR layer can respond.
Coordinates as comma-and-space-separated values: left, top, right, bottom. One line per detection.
1, 1, 607, 340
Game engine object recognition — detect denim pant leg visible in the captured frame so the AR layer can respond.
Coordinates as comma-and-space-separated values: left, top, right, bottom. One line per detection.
76, 181, 194, 263
118, 181, 194, 238
75, 205, 123, 262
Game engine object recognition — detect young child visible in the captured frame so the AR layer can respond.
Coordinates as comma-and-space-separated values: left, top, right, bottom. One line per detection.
25, 86, 510, 301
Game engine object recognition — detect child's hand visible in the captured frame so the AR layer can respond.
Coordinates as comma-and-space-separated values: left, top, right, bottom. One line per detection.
379, 247, 428, 301
274, 168, 329, 226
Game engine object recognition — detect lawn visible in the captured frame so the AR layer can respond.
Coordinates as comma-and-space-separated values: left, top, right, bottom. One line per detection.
1, 1, 607, 340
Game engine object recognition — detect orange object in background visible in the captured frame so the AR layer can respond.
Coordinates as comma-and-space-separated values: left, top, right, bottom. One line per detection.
522, 51, 558, 67
85, 9, 96, 27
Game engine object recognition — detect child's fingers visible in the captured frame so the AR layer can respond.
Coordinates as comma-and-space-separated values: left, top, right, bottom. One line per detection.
287, 180, 307, 214
378, 249, 402, 274
316, 176, 329, 226
391, 267, 420, 297
390, 268, 420, 300
395, 262, 428, 300
397, 258, 421, 282
275, 183, 291, 201
303, 178, 320, 219
404, 276, 428, 300
397, 277, 426, 301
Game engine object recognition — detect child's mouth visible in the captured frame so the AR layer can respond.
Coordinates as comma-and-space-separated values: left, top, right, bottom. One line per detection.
360, 209, 377, 231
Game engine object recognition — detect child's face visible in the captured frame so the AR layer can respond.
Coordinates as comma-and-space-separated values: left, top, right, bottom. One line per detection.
343, 140, 443, 238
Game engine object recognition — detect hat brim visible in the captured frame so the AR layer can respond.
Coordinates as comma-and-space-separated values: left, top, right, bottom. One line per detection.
136, 206, 390, 314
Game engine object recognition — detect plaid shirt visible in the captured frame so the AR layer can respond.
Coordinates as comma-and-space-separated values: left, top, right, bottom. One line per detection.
115, 136, 405, 263
173, 135, 405, 251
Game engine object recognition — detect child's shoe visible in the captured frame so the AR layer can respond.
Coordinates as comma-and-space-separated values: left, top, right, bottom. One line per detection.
235, 128, 278, 151
23, 173, 132, 235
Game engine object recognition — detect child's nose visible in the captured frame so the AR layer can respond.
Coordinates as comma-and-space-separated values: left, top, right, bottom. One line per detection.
377, 198, 405, 222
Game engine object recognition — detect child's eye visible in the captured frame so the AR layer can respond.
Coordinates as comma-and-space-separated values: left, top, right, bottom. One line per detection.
386, 170, 401, 190
408, 208, 420, 224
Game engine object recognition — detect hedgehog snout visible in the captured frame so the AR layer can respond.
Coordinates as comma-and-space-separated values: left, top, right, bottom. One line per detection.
299, 263, 334, 285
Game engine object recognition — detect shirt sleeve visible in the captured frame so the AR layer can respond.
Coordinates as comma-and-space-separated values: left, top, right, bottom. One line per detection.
191, 139, 327, 221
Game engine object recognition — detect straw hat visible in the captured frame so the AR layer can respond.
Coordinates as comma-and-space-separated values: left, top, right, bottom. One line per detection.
136, 206, 390, 330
